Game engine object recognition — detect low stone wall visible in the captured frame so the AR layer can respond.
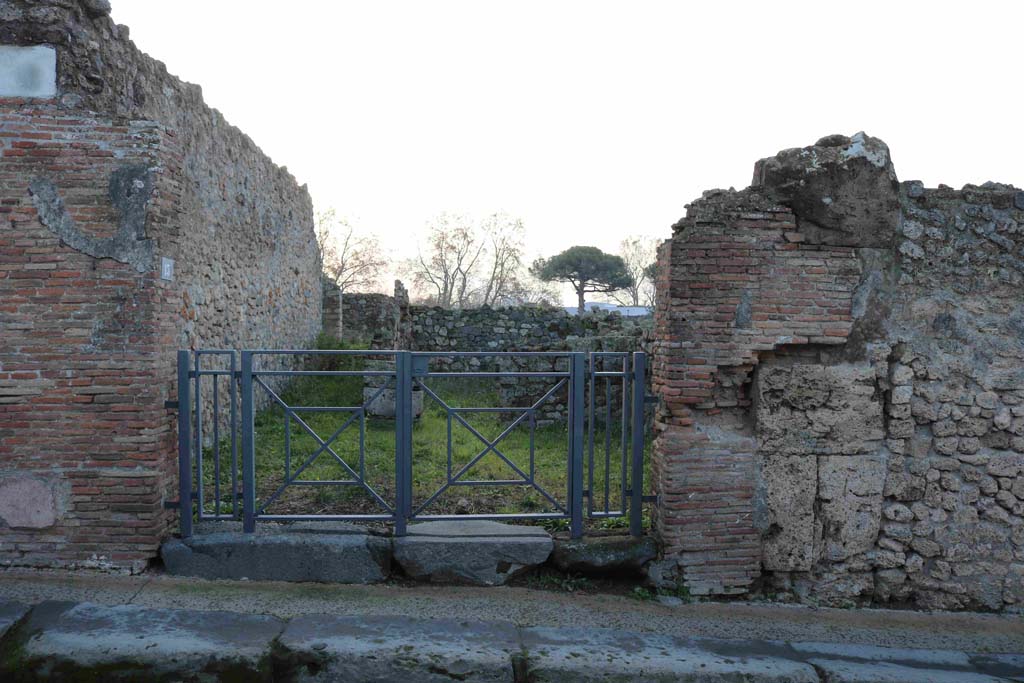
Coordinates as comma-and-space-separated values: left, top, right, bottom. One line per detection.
651, 133, 1024, 611
341, 292, 398, 346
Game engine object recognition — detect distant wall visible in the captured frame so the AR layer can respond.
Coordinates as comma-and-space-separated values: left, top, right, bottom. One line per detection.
0, 1, 320, 570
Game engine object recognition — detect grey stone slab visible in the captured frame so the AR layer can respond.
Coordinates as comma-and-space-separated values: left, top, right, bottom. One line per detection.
971, 653, 1024, 682
520, 627, 820, 682
0, 601, 282, 681
0, 45, 57, 98
277, 614, 521, 682
790, 640, 974, 667
807, 658, 1007, 682
161, 529, 390, 583
551, 534, 657, 575
0, 600, 28, 640
394, 520, 553, 585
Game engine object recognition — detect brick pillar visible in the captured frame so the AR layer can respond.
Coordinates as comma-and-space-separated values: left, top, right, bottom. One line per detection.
650, 191, 860, 596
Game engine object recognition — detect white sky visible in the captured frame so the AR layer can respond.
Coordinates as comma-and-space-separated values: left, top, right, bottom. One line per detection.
111, 1, 1024, 302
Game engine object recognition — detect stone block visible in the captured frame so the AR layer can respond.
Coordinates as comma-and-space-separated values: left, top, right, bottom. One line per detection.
755, 363, 884, 456
521, 628, 819, 682
759, 453, 817, 571
751, 132, 900, 247
0, 476, 60, 529
550, 534, 657, 575
1, 601, 282, 681
161, 525, 391, 583
0, 601, 28, 641
817, 454, 886, 561
393, 520, 553, 586
277, 615, 520, 682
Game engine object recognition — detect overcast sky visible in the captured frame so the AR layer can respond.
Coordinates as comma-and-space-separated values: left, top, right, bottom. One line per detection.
111, 1, 1023, 301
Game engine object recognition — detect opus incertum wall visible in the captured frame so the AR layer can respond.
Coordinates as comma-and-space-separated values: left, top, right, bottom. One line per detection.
650, 133, 1024, 611
0, 1, 321, 570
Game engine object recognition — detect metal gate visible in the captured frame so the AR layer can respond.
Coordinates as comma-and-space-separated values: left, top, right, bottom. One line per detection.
174, 350, 651, 539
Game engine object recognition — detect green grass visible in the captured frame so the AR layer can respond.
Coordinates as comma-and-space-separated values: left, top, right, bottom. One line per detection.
197, 335, 650, 529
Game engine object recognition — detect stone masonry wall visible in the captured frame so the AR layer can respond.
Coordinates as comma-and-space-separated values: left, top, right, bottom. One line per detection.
651, 133, 1024, 611
341, 291, 399, 347
0, 1, 321, 571
340, 288, 650, 422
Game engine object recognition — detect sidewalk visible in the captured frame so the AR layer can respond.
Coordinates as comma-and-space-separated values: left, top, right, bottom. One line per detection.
1, 568, 1023, 681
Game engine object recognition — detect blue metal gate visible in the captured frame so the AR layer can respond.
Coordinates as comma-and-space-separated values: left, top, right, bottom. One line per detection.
175, 350, 650, 539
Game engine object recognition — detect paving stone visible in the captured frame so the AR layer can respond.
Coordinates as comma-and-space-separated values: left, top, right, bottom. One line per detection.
520, 627, 820, 682
550, 534, 657, 575
393, 520, 553, 586
0, 601, 282, 681
807, 658, 1006, 682
277, 614, 521, 682
161, 526, 391, 583
0, 601, 28, 640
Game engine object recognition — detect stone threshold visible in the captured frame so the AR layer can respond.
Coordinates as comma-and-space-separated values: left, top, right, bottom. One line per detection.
1, 600, 1020, 682
161, 519, 656, 586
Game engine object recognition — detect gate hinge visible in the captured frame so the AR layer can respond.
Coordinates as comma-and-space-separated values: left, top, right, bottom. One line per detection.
642, 494, 659, 503
164, 400, 179, 409
644, 395, 659, 405
164, 495, 193, 509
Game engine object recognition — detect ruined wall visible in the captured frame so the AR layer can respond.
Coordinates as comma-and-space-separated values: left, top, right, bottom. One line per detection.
341, 290, 649, 354
341, 291, 400, 347
651, 133, 1024, 611
0, 1, 320, 570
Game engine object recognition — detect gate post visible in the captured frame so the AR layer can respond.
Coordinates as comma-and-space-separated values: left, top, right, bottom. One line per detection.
176, 350, 193, 538
394, 351, 412, 536
630, 352, 647, 537
569, 352, 586, 539
240, 350, 256, 533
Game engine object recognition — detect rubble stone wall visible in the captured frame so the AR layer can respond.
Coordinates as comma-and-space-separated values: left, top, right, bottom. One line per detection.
651, 132, 1024, 611
0, 1, 320, 570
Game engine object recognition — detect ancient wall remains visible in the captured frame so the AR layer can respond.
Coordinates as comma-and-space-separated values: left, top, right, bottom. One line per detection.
0, 1, 321, 570
651, 133, 1024, 611
341, 291, 401, 347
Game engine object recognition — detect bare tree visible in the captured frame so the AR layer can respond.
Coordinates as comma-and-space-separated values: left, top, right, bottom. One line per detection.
411, 213, 486, 309
316, 209, 388, 293
479, 213, 526, 307
609, 236, 659, 307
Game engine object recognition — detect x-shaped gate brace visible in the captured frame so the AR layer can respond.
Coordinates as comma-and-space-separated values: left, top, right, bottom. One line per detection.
176, 349, 650, 540
411, 378, 569, 517
253, 376, 395, 517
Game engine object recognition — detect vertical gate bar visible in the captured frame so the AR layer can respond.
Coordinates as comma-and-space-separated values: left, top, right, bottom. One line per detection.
359, 410, 366, 482
176, 350, 193, 538
241, 351, 256, 533
529, 410, 535, 482
194, 353, 203, 519
213, 367, 220, 516
620, 354, 630, 513
394, 352, 410, 535
570, 352, 585, 538
587, 353, 594, 515
230, 352, 238, 517
604, 374, 612, 515
284, 414, 291, 480
630, 352, 646, 537
446, 408, 452, 482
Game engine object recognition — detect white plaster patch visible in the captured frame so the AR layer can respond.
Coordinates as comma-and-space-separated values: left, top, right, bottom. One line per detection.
0, 477, 58, 528
841, 131, 889, 168
0, 45, 57, 98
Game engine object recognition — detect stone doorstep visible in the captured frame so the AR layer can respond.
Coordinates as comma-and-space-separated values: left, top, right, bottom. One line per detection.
1, 601, 1019, 682
161, 519, 563, 586
393, 520, 555, 586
